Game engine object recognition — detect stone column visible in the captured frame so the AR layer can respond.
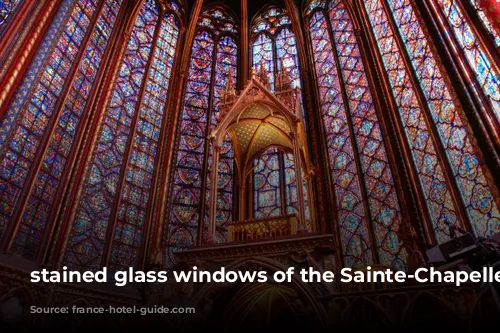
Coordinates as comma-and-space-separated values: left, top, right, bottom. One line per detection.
207, 141, 221, 243
292, 126, 307, 232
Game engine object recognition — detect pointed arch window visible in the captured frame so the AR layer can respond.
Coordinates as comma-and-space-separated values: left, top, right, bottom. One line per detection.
250, 6, 310, 225
0, 0, 124, 260
65, 0, 182, 271
251, 6, 303, 109
305, 0, 405, 269
168, 6, 238, 264
362, 0, 500, 240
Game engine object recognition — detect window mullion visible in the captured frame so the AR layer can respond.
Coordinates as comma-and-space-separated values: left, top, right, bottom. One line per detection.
198, 34, 220, 244
278, 150, 287, 216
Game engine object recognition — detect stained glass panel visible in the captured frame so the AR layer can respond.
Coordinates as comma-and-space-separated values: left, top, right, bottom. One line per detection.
384, 0, 500, 237
110, 13, 179, 272
363, 0, 459, 243
308, 11, 372, 268
254, 148, 282, 219
434, 0, 500, 119
0, 0, 104, 248
168, 31, 214, 262
211, 36, 237, 242
307, 0, 406, 269
10, 0, 123, 258
0, 0, 22, 34
65, 0, 159, 271
168, 7, 238, 263
329, 0, 403, 268
276, 29, 301, 91
252, 33, 275, 89
0, 0, 74, 148
468, 0, 500, 47
283, 153, 310, 222
251, 7, 303, 95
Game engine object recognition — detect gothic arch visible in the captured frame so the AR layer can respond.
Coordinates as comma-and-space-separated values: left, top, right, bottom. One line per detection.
127, 0, 187, 32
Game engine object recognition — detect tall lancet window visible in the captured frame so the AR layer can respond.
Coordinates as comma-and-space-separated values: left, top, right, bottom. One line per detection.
0, 0, 124, 260
362, 1, 500, 240
65, 0, 182, 271
0, 0, 22, 34
168, 6, 238, 265
250, 6, 310, 223
431, 0, 500, 119
305, 0, 405, 269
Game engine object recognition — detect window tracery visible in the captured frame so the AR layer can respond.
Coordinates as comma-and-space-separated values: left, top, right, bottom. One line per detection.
168, 6, 238, 263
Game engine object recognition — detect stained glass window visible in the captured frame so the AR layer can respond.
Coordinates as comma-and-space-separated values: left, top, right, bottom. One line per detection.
283, 153, 310, 221
254, 148, 282, 219
468, 0, 500, 47
0, 0, 123, 259
434, 0, 500, 119
306, 0, 405, 269
251, 6, 304, 103
378, 0, 500, 237
252, 33, 275, 90
362, 0, 458, 243
169, 31, 214, 259
65, 0, 181, 271
168, 7, 238, 264
110, 13, 180, 272
0, 0, 22, 35
250, 6, 309, 223
211, 36, 238, 242
276, 29, 300, 87
0, 0, 75, 148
